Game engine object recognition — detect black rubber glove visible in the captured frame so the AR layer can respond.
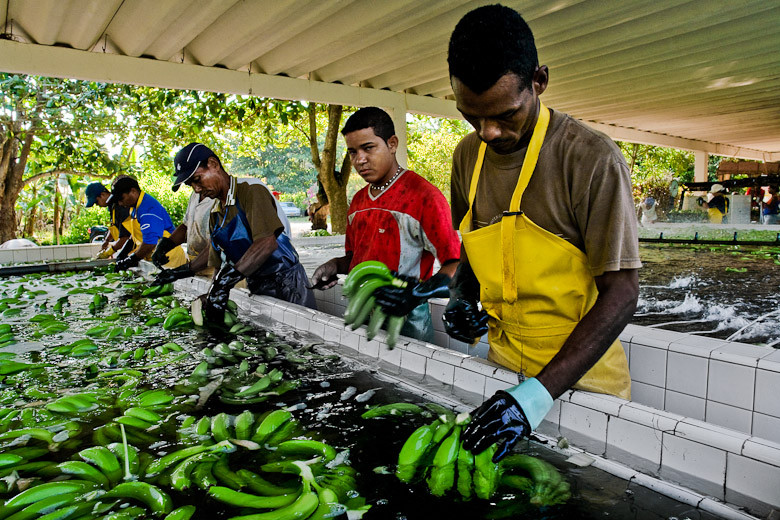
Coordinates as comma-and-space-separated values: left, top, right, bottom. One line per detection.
116, 254, 140, 271
697, 196, 705, 206
116, 239, 134, 260
152, 263, 194, 286
151, 237, 177, 268
443, 298, 489, 344
374, 272, 452, 317
461, 391, 532, 463
204, 264, 245, 325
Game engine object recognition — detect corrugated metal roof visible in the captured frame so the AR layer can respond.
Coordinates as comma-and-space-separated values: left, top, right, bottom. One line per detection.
2, 0, 779, 155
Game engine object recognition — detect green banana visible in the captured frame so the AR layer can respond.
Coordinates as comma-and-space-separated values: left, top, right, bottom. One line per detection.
233, 411, 254, 441
224, 486, 319, 520
3, 491, 84, 520
4, 480, 100, 507
207, 486, 298, 509
170, 452, 219, 492
426, 426, 460, 496
343, 278, 391, 324
366, 307, 387, 340
342, 261, 392, 297
276, 439, 337, 462
236, 469, 300, 496
191, 461, 218, 490
456, 442, 475, 499
361, 402, 424, 419
385, 315, 406, 349
56, 460, 111, 486
124, 407, 162, 424
101, 482, 173, 515
212, 454, 246, 490
107, 442, 140, 479
473, 444, 500, 500
79, 446, 122, 485
163, 505, 196, 520
211, 413, 232, 442
145, 441, 234, 477
396, 423, 436, 483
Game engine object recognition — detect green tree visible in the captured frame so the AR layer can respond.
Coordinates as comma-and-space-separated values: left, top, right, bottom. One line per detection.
407, 115, 471, 200
0, 74, 131, 242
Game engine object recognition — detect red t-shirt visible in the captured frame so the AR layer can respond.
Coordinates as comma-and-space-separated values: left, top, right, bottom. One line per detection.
345, 170, 461, 280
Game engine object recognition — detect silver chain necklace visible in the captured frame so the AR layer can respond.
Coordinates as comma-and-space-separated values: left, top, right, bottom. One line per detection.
371, 165, 403, 191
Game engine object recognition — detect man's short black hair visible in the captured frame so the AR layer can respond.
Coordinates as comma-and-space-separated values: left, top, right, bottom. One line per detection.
341, 107, 395, 143
112, 177, 140, 199
448, 4, 538, 94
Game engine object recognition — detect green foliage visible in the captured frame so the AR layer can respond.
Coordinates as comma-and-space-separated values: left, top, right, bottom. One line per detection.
279, 192, 308, 213
139, 172, 191, 224
61, 207, 107, 244
303, 229, 332, 237
407, 115, 471, 200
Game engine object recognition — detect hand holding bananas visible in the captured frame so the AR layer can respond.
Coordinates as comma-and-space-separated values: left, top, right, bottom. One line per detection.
374, 272, 451, 316
116, 254, 140, 271
152, 264, 194, 286
95, 247, 114, 260
462, 378, 554, 463
442, 261, 489, 343
204, 264, 245, 324
152, 236, 177, 268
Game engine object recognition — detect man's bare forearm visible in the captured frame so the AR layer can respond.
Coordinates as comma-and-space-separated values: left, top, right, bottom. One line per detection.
536, 268, 638, 399
235, 235, 278, 276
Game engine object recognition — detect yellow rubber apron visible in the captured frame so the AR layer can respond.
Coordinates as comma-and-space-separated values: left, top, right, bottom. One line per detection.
459, 103, 630, 399
127, 192, 187, 268
109, 206, 120, 241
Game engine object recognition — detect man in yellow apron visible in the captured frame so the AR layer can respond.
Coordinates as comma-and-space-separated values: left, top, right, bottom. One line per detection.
108, 177, 187, 271
703, 184, 728, 223
445, 5, 641, 462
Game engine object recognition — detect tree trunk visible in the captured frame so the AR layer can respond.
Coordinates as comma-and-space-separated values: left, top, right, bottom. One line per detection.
23, 205, 37, 237
53, 190, 60, 245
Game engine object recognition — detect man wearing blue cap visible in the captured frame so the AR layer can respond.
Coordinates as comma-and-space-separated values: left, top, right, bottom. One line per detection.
85, 182, 132, 259
109, 177, 187, 270
159, 142, 314, 324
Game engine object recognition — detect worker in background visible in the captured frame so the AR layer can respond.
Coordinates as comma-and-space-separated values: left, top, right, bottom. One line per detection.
445, 5, 640, 461
109, 177, 187, 271
762, 185, 780, 225
85, 182, 132, 260
638, 196, 658, 226
699, 184, 728, 223
311, 107, 461, 342
169, 143, 314, 323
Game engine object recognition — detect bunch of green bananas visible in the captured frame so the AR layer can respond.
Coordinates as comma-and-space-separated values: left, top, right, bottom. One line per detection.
141, 283, 174, 298
343, 261, 407, 348
390, 406, 571, 506
0, 323, 14, 348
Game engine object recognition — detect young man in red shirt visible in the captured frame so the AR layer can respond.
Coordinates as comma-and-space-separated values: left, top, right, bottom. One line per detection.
311, 107, 460, 342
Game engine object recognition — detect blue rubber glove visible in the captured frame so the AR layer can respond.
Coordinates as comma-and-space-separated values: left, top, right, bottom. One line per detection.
461, 378, 554, 462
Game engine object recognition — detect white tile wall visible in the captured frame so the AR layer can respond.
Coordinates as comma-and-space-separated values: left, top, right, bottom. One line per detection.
424, 358, 454, 386
666, 351, 708, 398
669, 333, 727, 356
605, 417, 662, 474
705, 400, 753, 434
399, 350, 426, 375
629, 343, 668, 387
754, 368, 780, 418
357, 335, 381, 359
674, 418, 750, 454
0, 250, 13, 264
630, 328, 682, 350
665, 390, 706, 420
726, 453, 780, 513
742, 438, 780, 467
711, 343, 772, 367
752, 412, 780, 444
452, 366, 485, 398
758, 349, 780, 372
707, 359, 754, 409
631, 381, 665, 409
660, 433, 727, 499
559, 401, 608, 455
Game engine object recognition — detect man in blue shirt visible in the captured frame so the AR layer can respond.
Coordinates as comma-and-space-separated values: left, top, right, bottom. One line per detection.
109, 177, 187, 270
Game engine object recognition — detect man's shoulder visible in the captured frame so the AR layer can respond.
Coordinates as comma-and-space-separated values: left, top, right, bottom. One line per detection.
400, 170, 444, 196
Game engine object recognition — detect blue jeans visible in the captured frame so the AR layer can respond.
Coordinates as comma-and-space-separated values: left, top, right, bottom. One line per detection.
399, 302, 434, 343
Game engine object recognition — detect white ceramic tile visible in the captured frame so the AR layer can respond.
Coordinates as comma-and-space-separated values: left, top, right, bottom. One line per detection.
559, 401, 608, 455
378, 344, 403, 369
0, 250, 13, 264
11, 250, 27, 263
308, 320, 325, 338
492, 367, 520, 384
629, 344, 667, 387
425, 358, 454, 386
711, 342, 768, 367
323, 324, 341, 343
404, 342, 436, 358
668, 333, 727, 357
707, 359, 754, 409
618, 401, 680, 432
752, 412, 780, 444
757, 349, 780, 372
432, 348, 469, 367
665, 351, 708, 398
484, 375, 512, 397
705, 400, 752, 434
340, 329, 360, 351
430, 303, 445, 332
742, 438, 780, 466
461, 357, 499, 378
447, 338, 469, 354
432, 330, 449, 349
452, 366, 485, 397
270, 305, 284, 322
621, 340, 630, 365
568, 391, 625, 416
295, 314, 310, 331
400, 351, 426, 375
283, 310, 297, 326
468, 342, 490, 359
358, 335, 380, 359
665, 390, 706, 420
52, 247, 67, 260
630, 328, 683, 350
38, 247, 54, 261
674, 418, 750, 454
660, 432, 727, 499
754, 368, 780, 418
606, 416, 662, 474
618, 324, 643, 344
726, 453, 780, 510
65, 246, 80, 259
630, 381, 665, 409
25, 248, 42, 262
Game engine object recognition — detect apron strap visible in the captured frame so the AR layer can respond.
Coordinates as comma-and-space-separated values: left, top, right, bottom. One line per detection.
501, 103, 550, 303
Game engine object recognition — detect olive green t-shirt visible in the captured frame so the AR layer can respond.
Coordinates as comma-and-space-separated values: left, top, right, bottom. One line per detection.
451, 109, 641, 276
208, 177, 283, 268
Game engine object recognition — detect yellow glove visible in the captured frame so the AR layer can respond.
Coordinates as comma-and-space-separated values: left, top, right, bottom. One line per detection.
95, 247, 114, 260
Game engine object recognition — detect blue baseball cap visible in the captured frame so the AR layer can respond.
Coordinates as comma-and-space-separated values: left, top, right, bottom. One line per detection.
172, 143, 216, 192
85, 182, 109, 208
